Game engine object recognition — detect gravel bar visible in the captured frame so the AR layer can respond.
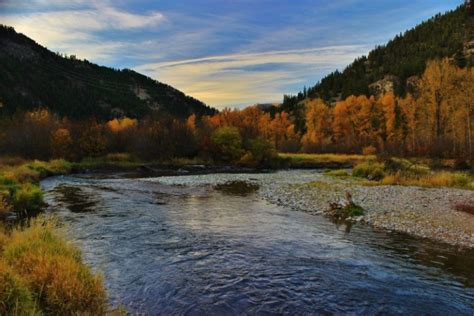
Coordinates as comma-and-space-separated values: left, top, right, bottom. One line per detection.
258, 175, 474, 249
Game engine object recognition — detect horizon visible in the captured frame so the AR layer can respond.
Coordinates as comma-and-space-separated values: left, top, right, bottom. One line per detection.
0, 0, 462, 109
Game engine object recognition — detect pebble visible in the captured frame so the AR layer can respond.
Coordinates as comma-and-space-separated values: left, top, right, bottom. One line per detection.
258, 177, 474, 249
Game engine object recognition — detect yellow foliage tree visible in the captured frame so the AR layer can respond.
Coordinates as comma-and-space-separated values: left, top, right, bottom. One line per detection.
301, 98, 332, 152
51, 128, 73, 159
106, 117, 137, 133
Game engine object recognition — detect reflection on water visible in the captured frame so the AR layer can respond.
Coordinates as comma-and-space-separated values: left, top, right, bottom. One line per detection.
53, 184, 99, 213
41, 171, 474, 315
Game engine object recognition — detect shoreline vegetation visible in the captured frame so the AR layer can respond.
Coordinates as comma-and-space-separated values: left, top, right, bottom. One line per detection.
0, 153, 472, 313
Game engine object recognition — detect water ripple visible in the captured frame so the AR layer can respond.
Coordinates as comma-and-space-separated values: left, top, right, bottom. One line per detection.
41, 171, 474, 315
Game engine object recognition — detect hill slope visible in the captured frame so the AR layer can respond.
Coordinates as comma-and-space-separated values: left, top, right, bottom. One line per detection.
0, 25, 216, 119
281, 3, 474, 114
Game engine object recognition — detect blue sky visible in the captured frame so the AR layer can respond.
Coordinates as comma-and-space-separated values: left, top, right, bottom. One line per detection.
0, 0, 461, 109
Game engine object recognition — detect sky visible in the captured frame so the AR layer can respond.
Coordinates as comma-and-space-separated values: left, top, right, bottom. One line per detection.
0, 0, 462, 109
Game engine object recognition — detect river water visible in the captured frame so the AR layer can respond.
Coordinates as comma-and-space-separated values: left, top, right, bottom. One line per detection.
41, 170, 474, 315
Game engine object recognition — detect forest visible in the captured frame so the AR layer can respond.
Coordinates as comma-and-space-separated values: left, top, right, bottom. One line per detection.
1, 58, 472, 166
279, 3, 473, 119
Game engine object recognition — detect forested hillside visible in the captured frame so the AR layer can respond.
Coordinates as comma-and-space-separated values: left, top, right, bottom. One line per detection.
0, 25, 216, 119
279, 2, 474, 122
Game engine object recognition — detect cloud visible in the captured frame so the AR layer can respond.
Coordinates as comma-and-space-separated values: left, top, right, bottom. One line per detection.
0, 1, 164, 62
2, 0, 455, 108
135, 45, 370, 108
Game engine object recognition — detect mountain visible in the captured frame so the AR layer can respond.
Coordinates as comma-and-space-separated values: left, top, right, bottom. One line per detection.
0, 25, 216, 120
280, 2, 474, 116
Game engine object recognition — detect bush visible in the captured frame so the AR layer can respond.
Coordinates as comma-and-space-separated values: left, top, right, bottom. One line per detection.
383, 157, 430, 175
324, 169, 350, 177
27, 159, 71, 177
2, 165, 40, 183
3, 217, 106, 314
106, 152, 134, 162
353, 161, 385, 180
329, 192, 365, 219
12, 183, 44, 213
210, 127, 244, 162
45, 159, 72, 174
0, 194, 10, 218
0, 261, 38, 315
454, 159, 471, 170
362, 145, 377, 156
239, 138, 278, 167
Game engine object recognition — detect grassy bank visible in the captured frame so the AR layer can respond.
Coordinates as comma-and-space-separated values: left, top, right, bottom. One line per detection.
0, 154, 212, 218
324, 157, 474, 190
0, 158, 109, 314
0, 216, 106, 314
279, 153, 373, 169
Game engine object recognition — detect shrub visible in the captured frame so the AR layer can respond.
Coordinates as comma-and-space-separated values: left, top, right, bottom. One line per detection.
106, 152, 134, 162
2, 165, 40, 183
210, 127, 244, 162
383, 158, 430, 176
429, 159, 444, 170
362, 145, 377, 156
454, 159, 471, 170
239, 138, 278, 167
324, 169, 349, 177
0, 261, 38, 315
0, 194, 10, 218
329, 192, 365, 219
51, 128, 74, 159
45, 159, 72, 174
12, 183, 44, 213
0, 156, 26, 167
353, 161, 385, 180
3, 217, 106, 314
26, 159, 71, 177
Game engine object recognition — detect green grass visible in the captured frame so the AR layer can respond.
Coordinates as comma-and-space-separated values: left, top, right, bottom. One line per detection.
352, 161, 385, 181
350, 158, 474, 190
324, 169, 350, 177
279, 153, 372, 168
0, 159, 72, 216
382, 170, 474, 189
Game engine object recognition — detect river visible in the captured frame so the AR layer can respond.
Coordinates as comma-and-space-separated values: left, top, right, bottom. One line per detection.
41, 170, 474, 315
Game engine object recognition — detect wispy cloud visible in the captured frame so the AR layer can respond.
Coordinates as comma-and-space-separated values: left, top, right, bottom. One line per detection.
0, 0, 164, 62
135, 45, 370, 108
0, 0, 461, 107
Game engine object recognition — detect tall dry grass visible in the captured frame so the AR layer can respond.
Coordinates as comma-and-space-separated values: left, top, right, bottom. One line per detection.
1, 216, 106, 314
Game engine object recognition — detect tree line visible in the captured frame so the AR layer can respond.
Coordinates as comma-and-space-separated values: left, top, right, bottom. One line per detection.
282, 3, 473, 107
0, 59, 472, 165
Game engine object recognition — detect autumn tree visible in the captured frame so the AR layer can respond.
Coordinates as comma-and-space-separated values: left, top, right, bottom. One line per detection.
301, 98, 332, 152
79, 121, 107, 157
418, 58, 457, 155
210, 127, 243, 162
51, 128, 74, 159
379, 93, 406, 154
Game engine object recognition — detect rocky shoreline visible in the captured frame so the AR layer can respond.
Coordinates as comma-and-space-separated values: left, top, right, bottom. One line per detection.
258, 175, 474, 249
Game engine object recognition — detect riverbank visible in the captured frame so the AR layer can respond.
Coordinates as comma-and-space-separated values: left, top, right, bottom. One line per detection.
260, 175, 474, 249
